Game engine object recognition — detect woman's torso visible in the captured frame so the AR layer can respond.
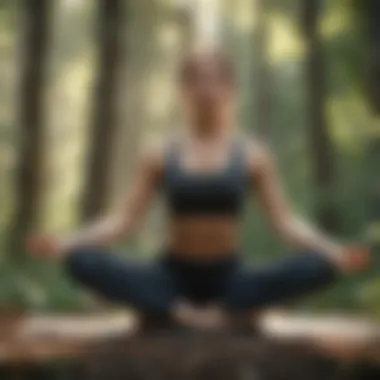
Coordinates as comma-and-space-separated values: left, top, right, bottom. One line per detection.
160, 133, 252, 261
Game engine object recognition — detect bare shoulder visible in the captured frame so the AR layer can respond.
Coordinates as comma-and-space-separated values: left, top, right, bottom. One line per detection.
138, 133, 182, 177
243, 136, 275, 178
137, 138, 166, 175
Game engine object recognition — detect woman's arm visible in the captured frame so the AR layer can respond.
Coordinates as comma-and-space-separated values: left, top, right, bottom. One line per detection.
27, 144, 163, 257
249, 141, 369, 271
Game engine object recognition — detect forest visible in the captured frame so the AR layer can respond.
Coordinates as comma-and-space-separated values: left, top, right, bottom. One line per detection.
0, 0, 379, 378
0, 0, 377, 313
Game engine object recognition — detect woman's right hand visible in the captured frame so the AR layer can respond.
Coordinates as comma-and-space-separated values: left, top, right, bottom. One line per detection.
26, 234, 68, 258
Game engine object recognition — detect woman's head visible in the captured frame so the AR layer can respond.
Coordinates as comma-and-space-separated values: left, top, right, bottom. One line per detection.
178, 48, 237, 127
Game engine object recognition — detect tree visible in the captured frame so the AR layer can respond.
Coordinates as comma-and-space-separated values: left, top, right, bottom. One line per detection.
81, 0, 124, 220
366, 0, 380, 246
8, 0, 52, 254
302, 0, 339, 232
253, 0, 271, 138
368, 0, 380, 115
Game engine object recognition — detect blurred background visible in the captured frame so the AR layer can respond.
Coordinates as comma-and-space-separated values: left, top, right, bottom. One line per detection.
0, 0, 379, 328
1, 0, 380, 377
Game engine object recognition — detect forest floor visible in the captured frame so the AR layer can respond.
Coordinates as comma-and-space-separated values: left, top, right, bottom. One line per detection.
0, 309, 379, 365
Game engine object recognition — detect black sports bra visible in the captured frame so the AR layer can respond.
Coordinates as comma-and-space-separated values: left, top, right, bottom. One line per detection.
161, 139, 248, 217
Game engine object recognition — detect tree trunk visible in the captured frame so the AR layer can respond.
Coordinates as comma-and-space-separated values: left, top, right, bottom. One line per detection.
368, 0, 380, 115
81, 0, 123, 220
367, 0, 380, 248
8, 0, 52, 254
302, 0, 339, 232
111, 1, 155, 202
254, 0, 271, 138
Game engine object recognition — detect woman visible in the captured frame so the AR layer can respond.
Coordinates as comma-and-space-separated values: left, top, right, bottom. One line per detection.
27, 49, 369, 329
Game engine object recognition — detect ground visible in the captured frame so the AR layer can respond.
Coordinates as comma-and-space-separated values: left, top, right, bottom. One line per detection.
0, 310, 379, 379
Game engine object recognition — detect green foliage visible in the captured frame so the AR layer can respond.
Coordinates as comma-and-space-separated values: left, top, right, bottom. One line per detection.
224, 0, 378, 316
0, 255, 89, 311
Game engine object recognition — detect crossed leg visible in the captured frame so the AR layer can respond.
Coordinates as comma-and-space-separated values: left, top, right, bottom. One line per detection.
224, 251, 339, 311
65, 248, 339, 330
65, 247, 179, 315
65, 248, 233, 329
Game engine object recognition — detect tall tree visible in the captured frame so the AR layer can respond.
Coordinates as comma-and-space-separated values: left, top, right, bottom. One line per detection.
302, 0, 339, 232
253, 0, 271, 137
367, 0, 380, 245
110, 0, 153, 202
81, 0, 124, 220
368, 0, 380, 115
8, 0, 52, 254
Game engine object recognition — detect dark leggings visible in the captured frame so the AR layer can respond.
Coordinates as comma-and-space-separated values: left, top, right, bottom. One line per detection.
65, 248, 338, 315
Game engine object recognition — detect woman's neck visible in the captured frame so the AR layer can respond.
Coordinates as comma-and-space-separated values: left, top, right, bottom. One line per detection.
189, 115, 234, 140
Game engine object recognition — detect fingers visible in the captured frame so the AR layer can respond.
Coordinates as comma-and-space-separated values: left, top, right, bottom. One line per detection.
340, 245, 371, 273
25, 235, 62, 258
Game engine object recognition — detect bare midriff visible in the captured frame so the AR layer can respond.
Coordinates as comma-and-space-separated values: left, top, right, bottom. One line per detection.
166, 216, 240, 261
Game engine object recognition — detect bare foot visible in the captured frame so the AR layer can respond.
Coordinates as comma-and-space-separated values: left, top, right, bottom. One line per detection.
172, 302, 227, 330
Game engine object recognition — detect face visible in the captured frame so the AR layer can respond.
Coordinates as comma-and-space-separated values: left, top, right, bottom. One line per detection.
179, 53, 235, 120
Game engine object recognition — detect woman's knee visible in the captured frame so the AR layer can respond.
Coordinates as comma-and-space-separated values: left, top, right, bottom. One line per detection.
301, 251, 339, 283
64, 246, 106, 283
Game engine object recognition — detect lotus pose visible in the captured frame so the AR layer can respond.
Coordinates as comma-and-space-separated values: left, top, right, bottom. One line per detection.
27, 49, 369, 329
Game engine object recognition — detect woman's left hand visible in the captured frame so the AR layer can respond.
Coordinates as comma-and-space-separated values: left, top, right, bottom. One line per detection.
335, 245, 371, 273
